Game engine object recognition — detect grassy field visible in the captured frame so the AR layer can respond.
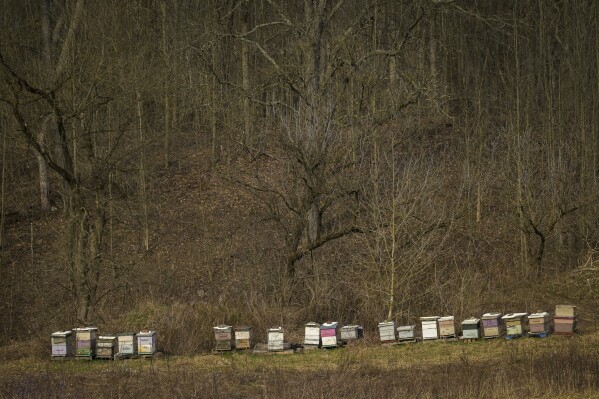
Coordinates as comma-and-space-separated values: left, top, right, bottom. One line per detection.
2, 334, 599, 398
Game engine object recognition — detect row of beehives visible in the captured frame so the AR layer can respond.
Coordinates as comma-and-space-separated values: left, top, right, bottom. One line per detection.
377, 304, 575, 343
50, 327, 157, 360
214, 305, 576, 352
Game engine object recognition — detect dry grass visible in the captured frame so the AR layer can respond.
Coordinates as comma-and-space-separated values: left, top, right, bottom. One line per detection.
2, 334, 599, 398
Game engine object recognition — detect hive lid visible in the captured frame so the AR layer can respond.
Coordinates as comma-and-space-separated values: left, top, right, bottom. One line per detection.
482, 312, 502, 319
137, 330, 157, 336
462, 318, 480, 325
528, 312, 550, 318
502, 313, 527, 319
73, 327, 98, 332
341, 324, 360, 329
420, 316, 440, 321
439, 316, 454, 321
305, 321, 321, 327
213, 325, 232, 331
378, 321, 395, 327
321, 322, 339, 329
268, 327, 284, 332
51, 331, 72, 337
98, 335, 117, 340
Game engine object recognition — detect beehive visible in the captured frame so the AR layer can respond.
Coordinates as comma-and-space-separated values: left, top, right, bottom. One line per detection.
438, 316, 456, 338
378, 321, 396, 343
116, 333, 137, 358
320, 322, 340, 348
420, 316, 440, 340
482, 313, 505, 338
528, 312, 551, 334
554, 305, 576, 335
304, 322, 321, 348
73, 327, 98, 359
502, 313, 528, 336
137, 330, 157, 357
397, 325, 415, 341
213, 325, 233, 351
340, 325, 363, 342
267, 327, 284, 352
234, 326, 252, 350
96, 336, 117, 359
51, 331, 73, 359
461, 318, 482, 339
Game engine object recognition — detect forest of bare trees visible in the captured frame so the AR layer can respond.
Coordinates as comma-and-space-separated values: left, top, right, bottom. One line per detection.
0, 0, 598, 353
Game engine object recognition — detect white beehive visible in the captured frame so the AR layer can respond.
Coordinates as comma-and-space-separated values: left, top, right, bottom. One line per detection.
461, 318, 482, 339
304, 322, 321, 348
51, 331, 73, 359
502, 313, 528, 336
137, 330, 157, 356
528, 312, 551, 334
378, 321, 396, 343
420, 316, 440, 340
117, 333, 137, 357
267, 327, 284, 352
340, 325, 363, 342
397, 325, 416, 341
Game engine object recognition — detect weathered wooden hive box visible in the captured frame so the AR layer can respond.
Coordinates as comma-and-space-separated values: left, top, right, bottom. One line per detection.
304, 322, 321, 348
502, 313, 528, 336
378, 321, 396, 343
96, 336, 117, 359
213, 325, 234, 351
73, 327, 97, 359
420, 316, 440, 340
340, 325, 363, 342
461, 318, 481, 339
528, 312, 551, 334
117, 333, 137, 358
320, 322, 340, 348
482, 313, 504, 338
554, 305, 576, 335
438, 316, 456, 338
234, 326, 252, 350
267, 327, 284, 352
396, 325, 415, 341
51, 331, 73, 359
137, 330, 157, 357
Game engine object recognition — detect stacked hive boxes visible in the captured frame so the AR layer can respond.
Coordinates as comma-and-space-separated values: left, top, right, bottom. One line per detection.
482, 313, 505, 338
320, 322, 341, 348
117, 333, 137, 358
213, 325, 233, 351
420, 316, 440, 340
73, 327, 97, 359
528, 312, 551, 335
304, 322, 321, 349
51, 331, 73, 359
96, 336, 117, 359
137, 330, 157, 357
234, 326, 252, 350
340, 325, 363, 343
503, 313, 528, 337
439, 316, 456, 338
554, 305, 577, 335
267, 327, 284, 352
397, 325, 416, 341
462, 318, 482, 339
378, 321, 396, 343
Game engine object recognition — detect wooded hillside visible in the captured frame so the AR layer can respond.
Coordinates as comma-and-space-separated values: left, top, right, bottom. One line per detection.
0, 0, 598, 353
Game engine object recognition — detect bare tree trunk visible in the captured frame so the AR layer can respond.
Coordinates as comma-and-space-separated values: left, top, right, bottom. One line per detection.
136, 89, 150, 251
241, 3, 251, 147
